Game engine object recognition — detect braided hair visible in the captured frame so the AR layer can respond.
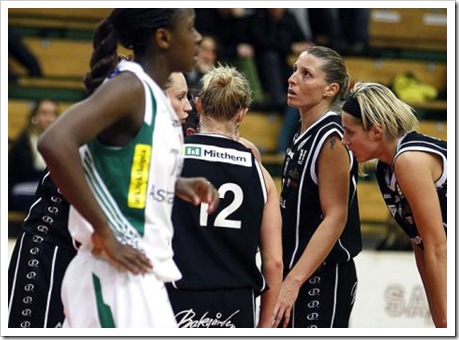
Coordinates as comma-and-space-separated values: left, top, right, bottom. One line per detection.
84, 9, 180, 94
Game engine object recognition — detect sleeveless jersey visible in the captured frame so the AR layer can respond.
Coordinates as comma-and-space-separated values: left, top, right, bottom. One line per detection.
68, 59, 184, 282
280, 112, 362, 271
21, 170, 74, 251
170, 133, 268, 294
376, 132, 447, 249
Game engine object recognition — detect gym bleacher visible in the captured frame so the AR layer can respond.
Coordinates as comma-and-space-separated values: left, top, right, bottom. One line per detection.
8, 8, 448, 249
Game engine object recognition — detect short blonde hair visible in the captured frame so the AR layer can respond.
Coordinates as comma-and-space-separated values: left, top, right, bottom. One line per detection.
199, 64, 252, 121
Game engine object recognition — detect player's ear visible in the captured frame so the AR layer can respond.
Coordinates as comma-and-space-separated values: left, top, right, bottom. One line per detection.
154, 28, 171, 49
195, 97, 203, 113
370, 124, 384, 140
186, 127, 196, 136
235, 108, 248, 124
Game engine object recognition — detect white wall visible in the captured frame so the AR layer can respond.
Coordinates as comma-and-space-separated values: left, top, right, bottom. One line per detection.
351, 250, 434, 328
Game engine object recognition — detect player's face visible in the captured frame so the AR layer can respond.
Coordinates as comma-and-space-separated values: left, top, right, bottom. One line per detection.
287, 52, 330, 110
166, 73, 192, 125
342, 112, 377, 162
169, 9, 202, 73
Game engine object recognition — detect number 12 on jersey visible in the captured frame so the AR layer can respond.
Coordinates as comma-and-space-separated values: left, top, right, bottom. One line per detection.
199, 183, 243, 229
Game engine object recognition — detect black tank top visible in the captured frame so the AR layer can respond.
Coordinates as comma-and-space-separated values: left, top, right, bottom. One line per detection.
171, 133, 267, 294
280, 112, 362, 272
376, 132, 447, 249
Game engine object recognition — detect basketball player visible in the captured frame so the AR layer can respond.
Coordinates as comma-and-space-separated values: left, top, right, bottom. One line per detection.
8, 171, 75, 328
167, 65, 283, 328
341, 82, 447, 328
165, 72, 193, 126
37, 9, 219, 328
272, 46, 362, 328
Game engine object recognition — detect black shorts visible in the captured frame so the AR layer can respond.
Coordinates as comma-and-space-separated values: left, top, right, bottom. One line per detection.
287, 259, 358, 328
8, 232, 77, 328
167, 286, 256, 328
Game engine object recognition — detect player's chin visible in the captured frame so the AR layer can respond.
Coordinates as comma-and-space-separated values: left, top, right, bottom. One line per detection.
286, 97, 298, 107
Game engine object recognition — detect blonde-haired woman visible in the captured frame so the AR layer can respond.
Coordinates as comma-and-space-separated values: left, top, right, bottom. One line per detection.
167, 65, 283, 328
341, 82, 447, 327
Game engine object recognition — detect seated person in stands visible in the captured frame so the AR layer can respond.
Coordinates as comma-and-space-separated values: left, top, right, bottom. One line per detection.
9, 98, 60, 211
186, 35, 218, 92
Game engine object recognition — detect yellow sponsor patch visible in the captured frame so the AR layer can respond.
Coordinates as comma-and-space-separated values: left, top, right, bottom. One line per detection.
128, 144, 151, 208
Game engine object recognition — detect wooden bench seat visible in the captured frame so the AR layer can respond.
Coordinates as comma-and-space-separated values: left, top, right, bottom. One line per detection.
8, 8, 111, 31
418, 120, 447, 140
369, 8, 447, 52
239, 111, 283, 154
11, 37, 132, 80
346, 57, 447, 90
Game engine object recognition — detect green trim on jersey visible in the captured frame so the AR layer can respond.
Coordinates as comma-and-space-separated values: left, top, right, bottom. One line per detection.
92, 274, 115, 328
83, 84, 157, 242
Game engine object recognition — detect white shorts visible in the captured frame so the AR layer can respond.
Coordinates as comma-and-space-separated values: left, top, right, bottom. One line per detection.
61, 251, 177, 328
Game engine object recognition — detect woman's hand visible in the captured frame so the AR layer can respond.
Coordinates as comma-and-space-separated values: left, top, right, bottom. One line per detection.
175, 177, 220, 213
91, 228, 153, 275
271, 276, 302, 327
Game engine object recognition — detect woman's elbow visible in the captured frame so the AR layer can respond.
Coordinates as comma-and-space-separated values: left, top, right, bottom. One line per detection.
37, 129, 62, 163
37, 131, 52, 158
263, 255, 283, 273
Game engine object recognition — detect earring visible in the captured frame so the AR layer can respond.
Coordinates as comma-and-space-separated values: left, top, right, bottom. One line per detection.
31, 116, 38, 125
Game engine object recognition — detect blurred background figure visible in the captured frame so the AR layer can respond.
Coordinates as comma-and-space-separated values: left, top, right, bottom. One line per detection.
9, 99, 60, 211
8, 27, 43, 83
309, 9, 370, 56
186, 35, 218, 92
249, 8, 314, 112
194, 8, 265, 106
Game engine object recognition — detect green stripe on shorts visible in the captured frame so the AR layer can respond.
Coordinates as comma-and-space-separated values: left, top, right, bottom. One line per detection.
92, 273, 116, 328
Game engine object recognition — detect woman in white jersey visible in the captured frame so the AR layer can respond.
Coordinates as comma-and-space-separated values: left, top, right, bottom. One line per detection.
38, 9, 219, 328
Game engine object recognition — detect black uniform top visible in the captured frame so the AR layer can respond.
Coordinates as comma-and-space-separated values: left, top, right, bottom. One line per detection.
170, 133, 267, 294
21, 170, 75, 252
376, 132, 447, 250
280, 112, 362, 272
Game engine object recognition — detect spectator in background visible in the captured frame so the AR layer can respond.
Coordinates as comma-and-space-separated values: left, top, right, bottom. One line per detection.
185, 35, 218, 92
9, 99, 60, 212
287, 8, 314, 42
194, 9, 265, 105
8, 27, 43, 83
250, 8, 314, 112
309, 9, 370, 56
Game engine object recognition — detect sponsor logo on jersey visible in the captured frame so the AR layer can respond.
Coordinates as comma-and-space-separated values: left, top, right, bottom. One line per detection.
184, 144, 252, 167
128, 144, 151, 208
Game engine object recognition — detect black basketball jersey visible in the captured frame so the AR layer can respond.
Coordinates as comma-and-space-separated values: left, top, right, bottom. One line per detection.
170, 133, 267, 294
376, 132, 447, 249
280, 112, 362, 271
21, 170, 75, 251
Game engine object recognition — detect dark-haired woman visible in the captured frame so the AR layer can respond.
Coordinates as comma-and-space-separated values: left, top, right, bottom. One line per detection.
9, 99, 60, 212
37, 8, 218, 328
